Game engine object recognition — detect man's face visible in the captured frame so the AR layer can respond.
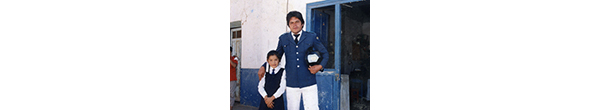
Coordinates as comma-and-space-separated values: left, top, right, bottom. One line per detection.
288, 17, 303, 34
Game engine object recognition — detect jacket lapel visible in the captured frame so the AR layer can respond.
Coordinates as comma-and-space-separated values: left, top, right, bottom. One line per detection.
298, 30, 308, 44
286, 32, 296, 45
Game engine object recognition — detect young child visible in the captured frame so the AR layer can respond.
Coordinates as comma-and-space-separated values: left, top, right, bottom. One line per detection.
257, 50, 286, 110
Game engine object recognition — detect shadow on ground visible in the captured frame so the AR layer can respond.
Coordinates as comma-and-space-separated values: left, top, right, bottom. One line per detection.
233, 101, 258, 110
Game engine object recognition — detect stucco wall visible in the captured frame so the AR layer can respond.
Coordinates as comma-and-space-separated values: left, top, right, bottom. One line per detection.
230, 0, 323, 68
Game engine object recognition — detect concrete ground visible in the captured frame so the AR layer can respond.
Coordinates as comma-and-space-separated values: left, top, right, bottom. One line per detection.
233, 100, 370, 110
350, 98, 370, 110
232, 101, 258, 110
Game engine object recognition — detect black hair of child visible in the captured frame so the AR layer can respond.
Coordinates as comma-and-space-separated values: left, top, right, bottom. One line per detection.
266, 50, 281, 62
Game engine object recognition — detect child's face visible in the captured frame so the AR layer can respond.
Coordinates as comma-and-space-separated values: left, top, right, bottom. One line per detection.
267, 55, 279, 68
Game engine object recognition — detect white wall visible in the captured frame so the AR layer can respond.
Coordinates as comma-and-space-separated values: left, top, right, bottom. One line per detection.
230, 0, 323, 68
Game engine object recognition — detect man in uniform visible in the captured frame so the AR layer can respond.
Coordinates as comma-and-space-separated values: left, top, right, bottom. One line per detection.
260, 11, 329, 110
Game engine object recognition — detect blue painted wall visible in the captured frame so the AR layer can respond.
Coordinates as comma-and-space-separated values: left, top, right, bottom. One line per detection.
240, 68, 261, 107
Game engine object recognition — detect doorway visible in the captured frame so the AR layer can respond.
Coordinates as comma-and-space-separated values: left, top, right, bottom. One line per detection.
308, 0, 370, 110
340, 1, 370, 110
230, 21, 242, 102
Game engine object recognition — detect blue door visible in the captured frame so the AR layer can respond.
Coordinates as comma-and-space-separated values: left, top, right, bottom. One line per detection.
311, 10, 329, 50
316, 71, 340, 110
311, 9, 340, 110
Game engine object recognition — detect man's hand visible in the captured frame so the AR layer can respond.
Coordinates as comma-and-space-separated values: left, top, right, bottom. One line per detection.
258, 66, 266, 81
308, 65, 323, 74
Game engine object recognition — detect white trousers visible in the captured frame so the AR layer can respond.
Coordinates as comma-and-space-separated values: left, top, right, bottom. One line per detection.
286, 84, 319, 110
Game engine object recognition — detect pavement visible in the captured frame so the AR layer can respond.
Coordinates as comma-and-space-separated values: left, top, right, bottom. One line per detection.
232, 101, 258, 110
233, 99, 370, 110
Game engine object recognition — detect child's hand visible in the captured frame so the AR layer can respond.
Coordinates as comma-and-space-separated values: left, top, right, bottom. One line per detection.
264, 96, 275, 108
270, 96, 277, 107
267, 101, 274, 108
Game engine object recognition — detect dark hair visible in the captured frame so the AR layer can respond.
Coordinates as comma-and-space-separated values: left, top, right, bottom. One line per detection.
266, 50, 281, 61
230, 47, 233, 52
286, 11, 305, 26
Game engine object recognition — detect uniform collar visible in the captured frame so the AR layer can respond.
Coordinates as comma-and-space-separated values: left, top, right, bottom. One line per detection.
290, 30, 303, 40
266, 62, 284, 74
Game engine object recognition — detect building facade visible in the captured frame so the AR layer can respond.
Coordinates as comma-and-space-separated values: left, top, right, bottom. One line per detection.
231, 0, 370, 109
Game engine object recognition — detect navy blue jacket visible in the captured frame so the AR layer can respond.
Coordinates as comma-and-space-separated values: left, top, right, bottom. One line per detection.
276, 31, 329, 88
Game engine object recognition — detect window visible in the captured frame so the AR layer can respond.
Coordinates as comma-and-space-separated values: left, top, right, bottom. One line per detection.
232, 30, 242, 39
